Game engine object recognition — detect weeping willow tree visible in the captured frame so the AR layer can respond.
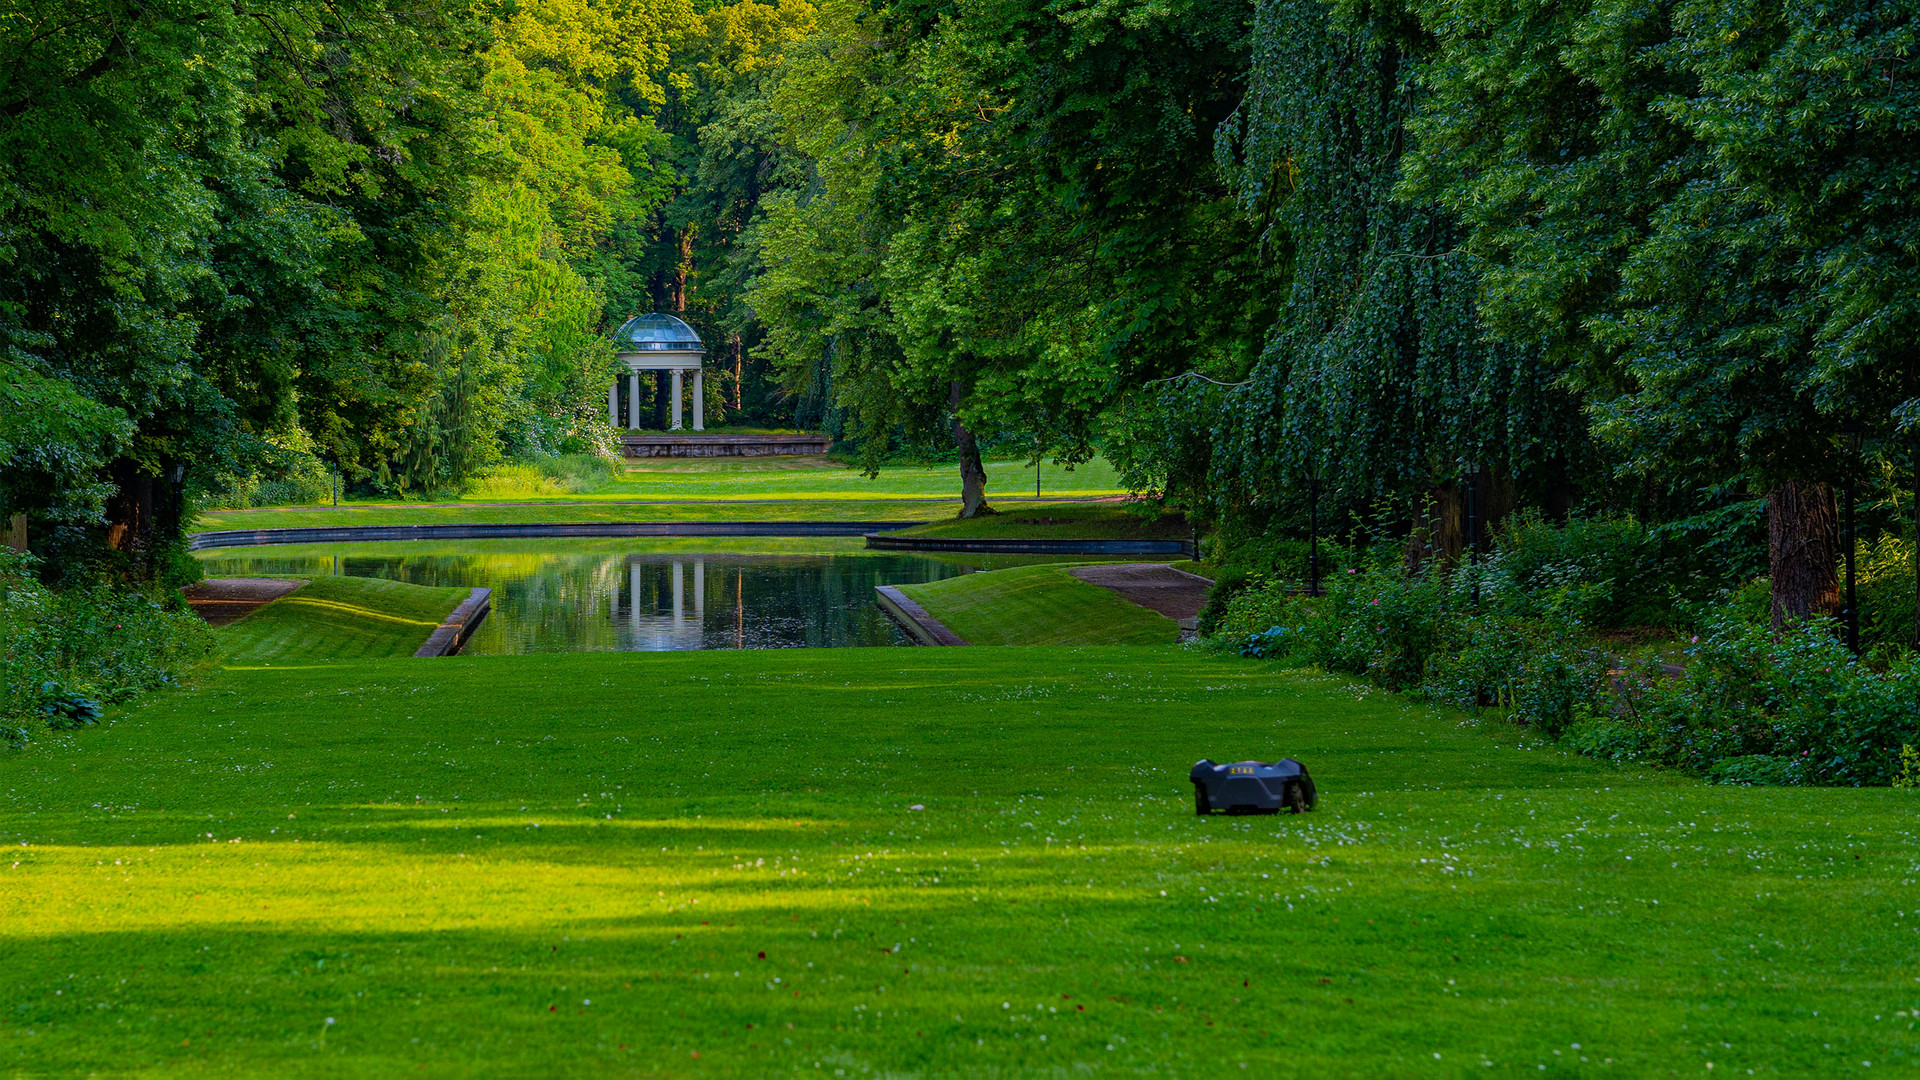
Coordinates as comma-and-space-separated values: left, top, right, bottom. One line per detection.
1192, 0, 1586, 557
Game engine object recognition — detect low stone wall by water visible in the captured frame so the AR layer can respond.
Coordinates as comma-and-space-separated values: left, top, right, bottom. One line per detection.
619, 433, 830, 457
190, 521, 922, 551
863, 534, 1196, 557
415, 588, 493, 657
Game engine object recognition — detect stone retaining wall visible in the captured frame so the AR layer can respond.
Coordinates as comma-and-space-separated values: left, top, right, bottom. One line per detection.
874, 585, 969, 646
619, 433, 830, 457
191, 521, 923, 551
863, 535, 1196, 557
415, 588, 493, 657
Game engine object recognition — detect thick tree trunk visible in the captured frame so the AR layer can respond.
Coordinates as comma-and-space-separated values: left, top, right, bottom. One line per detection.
1435, 482, 1465, 566
104, 458, 154, 557
672, 228, 695, 312
730, 333, 743, 409
102, 458, 185, 579
950, 380, 993, 518
1767, 479, 1841, 629
1913, 479, 1919, 649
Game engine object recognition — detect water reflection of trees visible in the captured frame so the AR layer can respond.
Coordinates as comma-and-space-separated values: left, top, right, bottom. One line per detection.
197, 549, 997, 652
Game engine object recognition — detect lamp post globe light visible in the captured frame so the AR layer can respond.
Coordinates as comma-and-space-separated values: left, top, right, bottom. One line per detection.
609, 313, 707, 432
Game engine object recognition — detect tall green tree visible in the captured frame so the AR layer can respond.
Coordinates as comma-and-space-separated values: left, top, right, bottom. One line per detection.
640, 0, 818, 425
1151, 0, 1587, 557
1407, 0, 1920, 623
753, 0, 1270, 512
0, 0, 483, 575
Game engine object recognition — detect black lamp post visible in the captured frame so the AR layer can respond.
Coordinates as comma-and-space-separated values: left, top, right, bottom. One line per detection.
1840, 421, 1866, 654
1306, 454, 1323, 598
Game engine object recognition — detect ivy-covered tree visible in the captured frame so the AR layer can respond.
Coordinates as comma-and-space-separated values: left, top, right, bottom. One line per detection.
1162, 0, 1587, 558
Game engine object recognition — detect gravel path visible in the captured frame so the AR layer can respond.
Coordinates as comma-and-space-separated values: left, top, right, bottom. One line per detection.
181, 577, 303, 626
1068, 563, 1212, 621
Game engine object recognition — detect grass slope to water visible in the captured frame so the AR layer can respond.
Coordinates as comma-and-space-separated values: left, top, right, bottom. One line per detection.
895, 501, 1187, 541
0, 648, 1911, 1077
898, 564, 1178, 646
217, 575, 472, 664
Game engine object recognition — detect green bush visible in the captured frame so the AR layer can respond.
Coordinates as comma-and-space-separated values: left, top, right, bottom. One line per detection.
1420, 612, 1608, 737
2, 550, 212, 743
1569, 617, 1920, 786
1858, 535, 1916, 653
1216, 537, 1917, 784
1478, 512, 1675, 628
1305, 570, 1445, 691
467, 454, 621, 499
1199, 569, 1284, 638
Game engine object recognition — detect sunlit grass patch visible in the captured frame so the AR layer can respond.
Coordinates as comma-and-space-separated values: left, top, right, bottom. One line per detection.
899, 563, 1178, 645
895, 500, 1185, 541
1, 648, 1911, 1076
190, 457, 1129, 531
215, 575, 472, 664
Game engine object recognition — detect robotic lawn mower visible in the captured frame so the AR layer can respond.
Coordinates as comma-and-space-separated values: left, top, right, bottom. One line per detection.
1190, 758, 1316, 815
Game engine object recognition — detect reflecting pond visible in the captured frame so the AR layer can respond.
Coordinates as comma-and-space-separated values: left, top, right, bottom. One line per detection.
198, 538, 1059, 652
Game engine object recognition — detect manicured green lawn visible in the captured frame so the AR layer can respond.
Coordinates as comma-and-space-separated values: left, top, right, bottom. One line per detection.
898, 564, 1179, 646
1, 647, 1911, 1076
895, 500, 1188, 541
482, 455, 1125, 503
217, 575, 473, 665
193, 498, 943, 532
195, 458, 1127, 531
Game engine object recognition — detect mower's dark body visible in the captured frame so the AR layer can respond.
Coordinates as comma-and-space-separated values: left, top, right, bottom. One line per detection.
1190, 759, 1316, 815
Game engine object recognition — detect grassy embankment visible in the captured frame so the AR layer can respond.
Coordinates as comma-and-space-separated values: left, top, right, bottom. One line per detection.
3, 646, 1911, 1076
216, 575, 473, 665
897, 564, 1178, 646
893, 500, 1189, 542
195, 458, 1128, 532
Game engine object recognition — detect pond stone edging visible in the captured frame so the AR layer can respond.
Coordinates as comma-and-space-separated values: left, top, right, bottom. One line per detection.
190, 521, 925, 551
415, 588, 493, 657
863, 534, 1196, 557
874, 585, 969, 646
619, 432, 831, 457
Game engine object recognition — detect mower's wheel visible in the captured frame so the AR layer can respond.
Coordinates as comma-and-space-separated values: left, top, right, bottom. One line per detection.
1284, 782, 1308, 814
1192, 781, 1211, 816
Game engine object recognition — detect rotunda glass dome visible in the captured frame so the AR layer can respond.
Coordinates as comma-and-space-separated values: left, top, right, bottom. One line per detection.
614, 313, 704, 351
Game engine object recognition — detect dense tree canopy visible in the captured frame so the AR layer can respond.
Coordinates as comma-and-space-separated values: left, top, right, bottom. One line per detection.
3, 0, 1914, 618
749, 0, 1273, 511
1408, 0, 1920, 620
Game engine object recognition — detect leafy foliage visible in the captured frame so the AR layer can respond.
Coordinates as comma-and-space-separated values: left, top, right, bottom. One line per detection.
0, 551, 211, 742
752, 0, 1273, 479
1579, 618, 1920, 787
1407, 0, 1920, 617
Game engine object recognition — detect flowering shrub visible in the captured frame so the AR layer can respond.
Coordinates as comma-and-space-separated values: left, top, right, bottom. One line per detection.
1571, 618, 1920, 786
1303, 570, 1445, 691
2, 549, 212, 744
1214, 556, 1917, 786
1423, 613, 1608, 738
